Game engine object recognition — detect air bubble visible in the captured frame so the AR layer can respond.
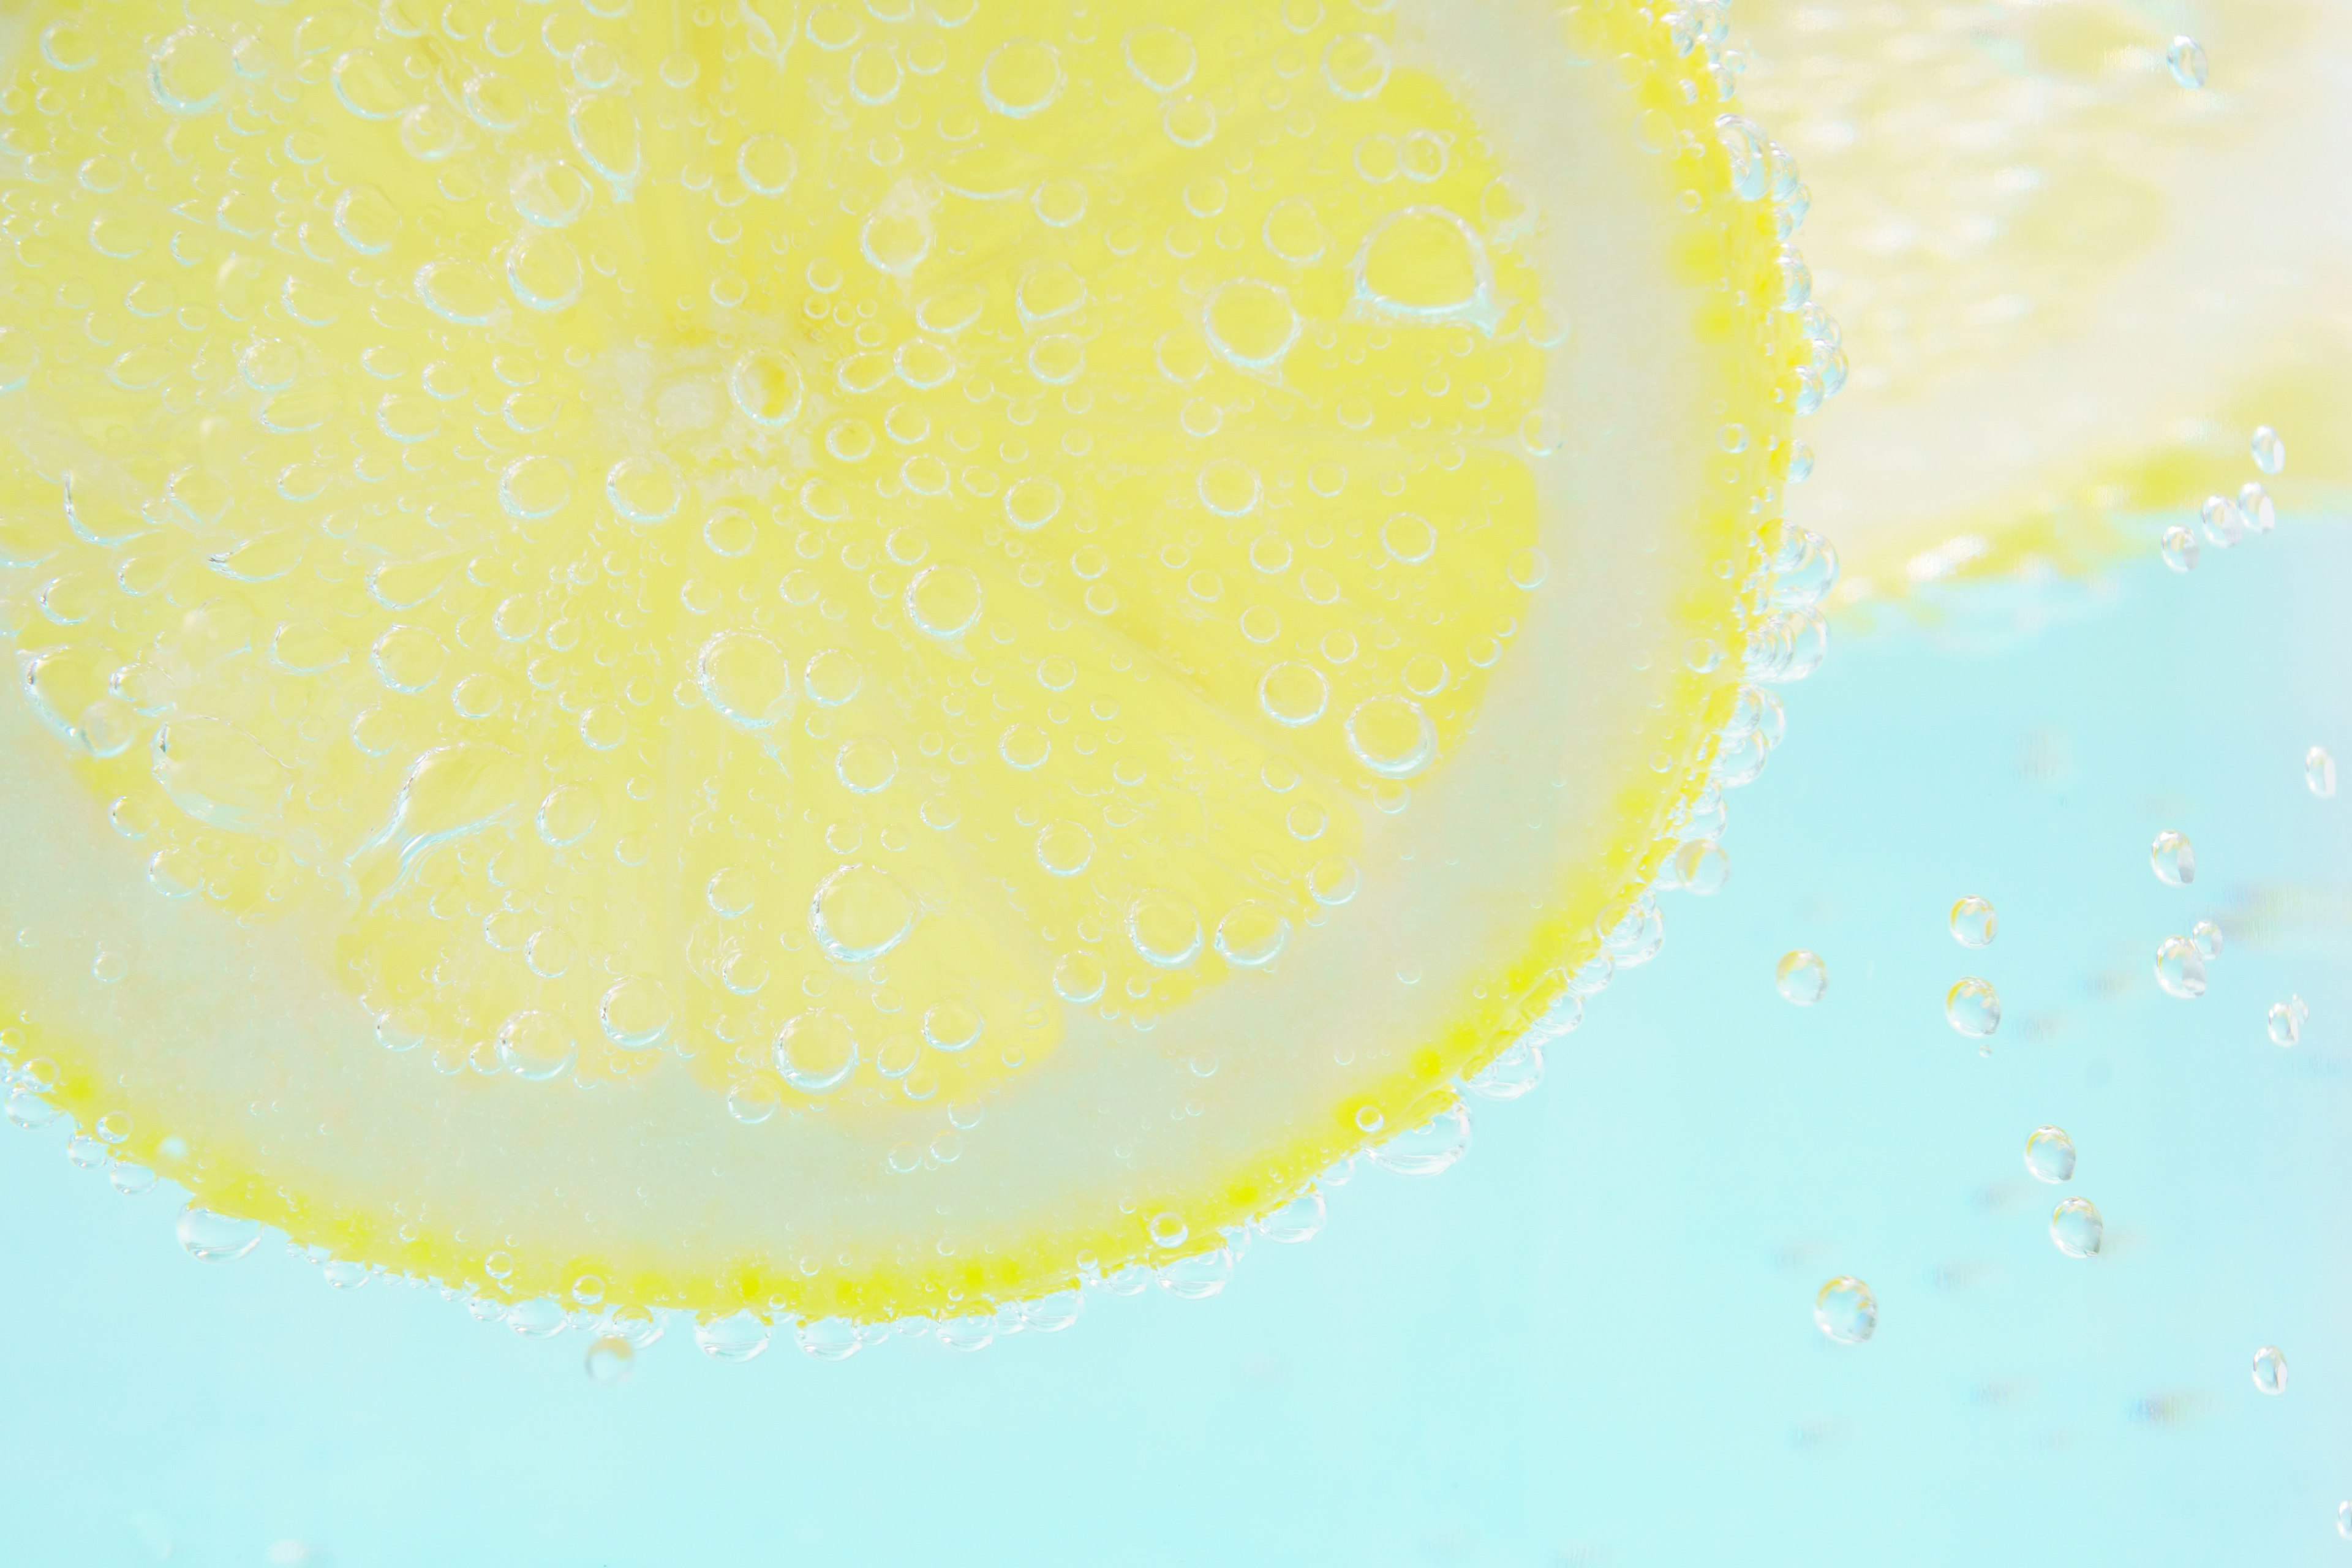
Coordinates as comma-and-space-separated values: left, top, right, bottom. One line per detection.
2307, 746, 2336, 799
810, 864, 915, 964
1352, 208, 1498, 331
2252, 1345, 2287, 1396
176, 1207, 263, 1262
774, 1011, 858, 1093
1945, 978, 2000, 1038
2154, 936, 2206, 999
2049, 1197, 2103, 1259
905, 564, 984, 639
696, 630, 794, 731
1345, 696, 1437, 778
2150, 829, 2195, 886
1948, 895, 1996, 948
1813, 1276, 1875, 1344
1258, 662, 1330, 728
2024, 1126, 2076, 1183
2166, 34, 2207, 89
1128, 892, 1204, 970
2251, 426, 2285, 476
2267, 998, 2303, 1048
1775, 949, 1827, 1005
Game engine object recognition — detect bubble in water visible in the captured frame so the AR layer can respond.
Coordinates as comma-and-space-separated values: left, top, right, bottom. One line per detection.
2049, 1196, 2103, 1258
1052, 951, 1107, 1005
599, 976, 674, 1052
2337, 1500, 2352, 1539
835, 737, 897, 794
176, 1206, 263, 1262
584, 1335, 635, 1385
804, 650, 864, 707
774, 1010, 858, 1093
2267, 999, 2303, 1048
1352, 208, 1497, 331
1672, 839, 1730, 896
728, 348, 805, 428
2024, 1126, 2076, 1183
981, 38, 1063, 117
1124, 24, 1197, 92
2199, 494, 2244, 549
497, 1010, 576, 1081
696, 630, 794, 731
1367, 1103, 1471, 1176
1257, 1189, 1325, 1243
2252, 1345, 2288, 1396
1322, 32, 1392, 99
2167, 34, 2207, 89
2150, 829, 2195, 886
1035, 820, 1094, 877
1945, 978, 2000, 1038
2251, 426, 2286, 476
1775, 949, 1828, 1005
2160, 524, 2198, 573
2154, 936, 2207, 1000
726, 1079, 780, 1124
2307, 746, 2337, 799
2239, 482, 2275, 535
1148, 1211, 1189, 1248
1214, 902, 1289, 968
905, 563, 983, 639
2191, 919, 2224, 961
1344, 695, 1437, 778
1203, 280, 1300, 372
1813, 1276, 1876, 1344
1948, 895, 1997, 948
695, 1312, 772, 1363
1128, 891, 1204, 970
1258, 662, 1330, 727
810, 864, 915, 964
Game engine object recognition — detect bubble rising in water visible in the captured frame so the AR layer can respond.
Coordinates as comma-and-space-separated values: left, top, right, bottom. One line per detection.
2150, 829, 2195, 886
1344, 695, 1437, 778
2252, 1345, 2288, 1396
2049, 1196, 2103, 1259
2267, 999, 2303, 1048
584, 1336, 635, 1385
2191, 919, 2223, 961
774, 1009, 858, 1093
1948, 895, 1997, 948
809, 863, 916, 964
2167, 34, 2207, 89
2159, 524, 2198, 573
1945, 978, 2000, 1038
1775, 949, 1828, 1006
2251, 425, 2286, 475
2307, 746, 2336, 799
1813, 1276, 1876, 1344
2024, 1126, 2076, 1183
2154, 936, 2207, 1000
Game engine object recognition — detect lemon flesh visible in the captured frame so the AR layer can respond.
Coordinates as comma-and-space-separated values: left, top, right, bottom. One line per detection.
0, 0, 1803, 1322
1739, 0, 2352, 600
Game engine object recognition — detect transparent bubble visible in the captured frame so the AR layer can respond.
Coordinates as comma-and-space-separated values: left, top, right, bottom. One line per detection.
2024, 1126, 2076, 1183
1945, 978, 2000, 1039
176, 1207, 263, 1262
2150, 829, 2195, 886
695, 1312, 772, 1363
774, 1010, 858, 1093
1366, 1103, 1470, 1176
696, 630, 794, 731
1214, 902, 1289, 968
2191, 920, 2223, 961
1258, 662, 1330, 727
1035, 820, 1095, 877
2167, 34, 2207, 89
1128, 891, 1204, 970
1948, 895, 1997, 948
1465, 1037, 1544, 1100
905, 563, 983, 639
2337, 1500, 2351, 1540
2307, 746, 2337, 799
1257, 1189, 1325, 1244
497, 1009, 576, 1081
584, 1335, 635, 1385
810, 864, 914, 964
1148, 1211, 1188, 1249
726, 1079, 780, 1124
1774, 949, 1828, 1006
2049, 1196, 2103, 1259
1344, 695, 1436, 778
2251, 426, 2286, 476
982, 38, 1063, 116
1671, 839, 1730, 896
599, 976, 674, 1052
2154, 936, 2207, 1000
1813, 1276, 1875, 1344
2267, 1000, 2303, 1048
2199, 494, 2244, 549
2159, 524, 2198, 573
2252, 1345, 2287, 1396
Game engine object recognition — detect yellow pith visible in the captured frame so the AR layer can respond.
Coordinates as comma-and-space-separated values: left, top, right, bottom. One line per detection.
0, 0, 1803, 1324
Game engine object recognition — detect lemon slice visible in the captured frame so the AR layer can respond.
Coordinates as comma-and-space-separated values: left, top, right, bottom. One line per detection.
0, 0, 1807, 1328
1736, 0, 2352, 600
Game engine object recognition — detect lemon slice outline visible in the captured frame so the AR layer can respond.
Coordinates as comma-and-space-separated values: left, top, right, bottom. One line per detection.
0, 0, 1819, 1332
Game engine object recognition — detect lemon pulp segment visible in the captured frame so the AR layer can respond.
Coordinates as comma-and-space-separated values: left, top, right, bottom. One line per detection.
1738, 0, 2352, 604
0, 0, 1804, 1323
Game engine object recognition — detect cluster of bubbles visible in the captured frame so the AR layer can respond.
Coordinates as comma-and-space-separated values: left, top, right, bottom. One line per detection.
2162, 426, 2283, 571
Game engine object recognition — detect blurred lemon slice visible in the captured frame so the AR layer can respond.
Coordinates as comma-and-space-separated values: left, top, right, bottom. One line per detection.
1738, 0, 2352, 602
0, 0, 1806, 1325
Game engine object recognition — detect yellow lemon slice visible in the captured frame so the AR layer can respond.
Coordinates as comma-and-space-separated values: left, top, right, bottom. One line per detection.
1737, 0, 2352, 602
0, 0, 1808, 1331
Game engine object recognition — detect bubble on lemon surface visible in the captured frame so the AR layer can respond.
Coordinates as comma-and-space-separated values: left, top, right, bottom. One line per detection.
0, 0, 1814, 1325
2050, 1197, 2104, 1259
1814, 1276, 1876, 1344
2024, 1126, 2076, 1184
2154, 937, 2207, 1000
2150, 831, 2196, 887
1776, 951, 1828, 1006
2252, 1346, 2288, 1396
176, 1207, 263, 1264
1948, 895, 1996, 948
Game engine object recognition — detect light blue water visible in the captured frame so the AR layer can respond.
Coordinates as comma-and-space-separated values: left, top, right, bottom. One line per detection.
2, 524, 2345, 1567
